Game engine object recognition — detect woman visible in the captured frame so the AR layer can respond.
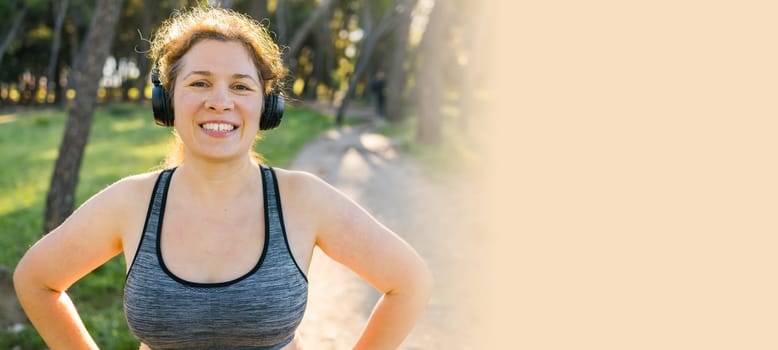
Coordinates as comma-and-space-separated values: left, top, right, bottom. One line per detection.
13, 6, 433, 350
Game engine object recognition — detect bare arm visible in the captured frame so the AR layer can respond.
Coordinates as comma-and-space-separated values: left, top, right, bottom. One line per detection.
12, 285, 100, 349
298, 172, 434, 349
349, 247, 434, 350
13, 177, 143, 348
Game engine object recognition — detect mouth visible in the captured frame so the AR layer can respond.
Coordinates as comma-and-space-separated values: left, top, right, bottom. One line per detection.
199, 122, 238, 133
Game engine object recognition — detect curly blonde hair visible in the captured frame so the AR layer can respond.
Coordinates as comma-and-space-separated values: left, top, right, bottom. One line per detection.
149, 6, 283, 167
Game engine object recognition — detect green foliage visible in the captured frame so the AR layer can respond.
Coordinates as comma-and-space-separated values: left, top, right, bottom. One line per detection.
24, 0, 53, 11
0, 326, 47, 349
0, 103, 336, 348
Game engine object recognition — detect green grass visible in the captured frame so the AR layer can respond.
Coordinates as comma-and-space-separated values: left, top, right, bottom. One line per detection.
0, 103, 339, 349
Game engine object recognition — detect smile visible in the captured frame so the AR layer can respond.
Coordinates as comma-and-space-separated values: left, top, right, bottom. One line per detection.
200, 122, 237, 132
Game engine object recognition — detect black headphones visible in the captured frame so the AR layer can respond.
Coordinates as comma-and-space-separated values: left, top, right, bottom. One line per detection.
150, 67, 284, 130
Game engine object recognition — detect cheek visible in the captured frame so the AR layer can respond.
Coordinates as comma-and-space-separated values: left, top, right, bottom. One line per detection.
248, 98, 264, 117
171, 93, 202, 138
242, 99, 264, 125
173, 92, 201, 119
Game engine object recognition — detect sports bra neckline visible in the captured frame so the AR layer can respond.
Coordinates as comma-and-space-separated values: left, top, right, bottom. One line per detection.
154, 166, 272, 288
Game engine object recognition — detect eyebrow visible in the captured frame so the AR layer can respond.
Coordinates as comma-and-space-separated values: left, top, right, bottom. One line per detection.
183, 70, 260, 84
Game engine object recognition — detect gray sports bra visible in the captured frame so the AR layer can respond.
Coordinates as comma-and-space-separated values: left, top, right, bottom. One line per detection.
124, 165, 308, 350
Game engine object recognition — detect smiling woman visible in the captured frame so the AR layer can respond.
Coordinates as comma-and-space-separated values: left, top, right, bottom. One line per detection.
13, 5, 433, 350
149, 7, 285, 169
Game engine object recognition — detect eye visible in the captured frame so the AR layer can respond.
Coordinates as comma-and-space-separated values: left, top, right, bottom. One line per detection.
233, 83, 253, 91
190, 81, 209, 87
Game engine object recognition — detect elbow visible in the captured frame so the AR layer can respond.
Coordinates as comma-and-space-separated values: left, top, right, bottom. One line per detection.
13, 256, 27, 290
12, 255, 34, 295
13, 253, 53, 296
412, 260, 435, 305
386, 259, 434, 305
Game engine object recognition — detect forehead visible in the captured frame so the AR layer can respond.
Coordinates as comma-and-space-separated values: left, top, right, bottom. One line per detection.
178, 39, 259, 78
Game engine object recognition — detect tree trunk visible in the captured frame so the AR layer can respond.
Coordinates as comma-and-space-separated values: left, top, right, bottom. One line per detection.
45, 0, 70, 105
285, 0, 337, 73
306, 8, 334, 100
362, 0, 374, 34
0, 6, 28, 69
301, 70, 317, 100
416, 0, 448, 145
314, 11, 337, 104
68, 17, 80, 65
274, 0, 289, 46
60, 17, 81, 108
319, 12, 335, 95
334, 33, 377, 126
385, 0, 417, 123
356, 1, 374, 102
56, 60, 67, 107
335, 0, 411, 126
248, 0, 268, 20
44, 0, 125, 234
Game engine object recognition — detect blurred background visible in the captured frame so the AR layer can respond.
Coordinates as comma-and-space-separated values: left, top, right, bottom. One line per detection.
0, 0, 490, 128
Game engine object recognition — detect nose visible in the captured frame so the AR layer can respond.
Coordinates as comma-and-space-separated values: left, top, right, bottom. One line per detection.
204, 85, 234, 112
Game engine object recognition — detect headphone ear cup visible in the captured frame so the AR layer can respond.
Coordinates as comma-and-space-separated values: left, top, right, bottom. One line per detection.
151, 70, 174, 126
260, 93, 284, 130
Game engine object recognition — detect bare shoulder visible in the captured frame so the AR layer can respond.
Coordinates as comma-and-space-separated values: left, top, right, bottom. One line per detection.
80, 170, 165, 229
269, 166, 374, 230
98, 170, 163, 205
269, 167, 349, 221
114, 170, 162, 189
270, 167, 335, 198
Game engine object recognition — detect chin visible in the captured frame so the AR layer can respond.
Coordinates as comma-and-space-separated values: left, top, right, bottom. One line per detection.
194, 150, 250, 163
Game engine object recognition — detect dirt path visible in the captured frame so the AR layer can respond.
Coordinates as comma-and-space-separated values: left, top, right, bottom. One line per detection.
290, 109, 489, 349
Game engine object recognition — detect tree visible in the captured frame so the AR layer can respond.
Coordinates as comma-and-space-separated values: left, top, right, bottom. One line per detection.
274, 0, 289, 45
0, 1, 28, 70
384, 0, 417, 123
44, 0, 125, 233
284, 0, 338, 72
302, 11, 336, 101
456, 0, 492, 131
335, 0, 414, 126
415, 0, 447, 144
246, 0, 268, 20
45, 0, 70, 104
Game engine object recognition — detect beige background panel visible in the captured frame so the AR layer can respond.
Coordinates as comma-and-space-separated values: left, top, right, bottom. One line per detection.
481, 1, 778, 348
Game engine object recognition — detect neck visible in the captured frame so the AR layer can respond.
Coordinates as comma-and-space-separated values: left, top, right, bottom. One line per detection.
174, 153, 260, 201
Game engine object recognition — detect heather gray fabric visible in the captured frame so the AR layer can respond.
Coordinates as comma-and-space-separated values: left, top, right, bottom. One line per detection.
124, 165, 308, 350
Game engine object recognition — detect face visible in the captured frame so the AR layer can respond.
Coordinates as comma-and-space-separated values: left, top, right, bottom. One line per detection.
172, 39, 263, 163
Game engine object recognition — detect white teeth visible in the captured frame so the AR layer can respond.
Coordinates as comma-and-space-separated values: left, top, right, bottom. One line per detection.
201, 123, 235, 132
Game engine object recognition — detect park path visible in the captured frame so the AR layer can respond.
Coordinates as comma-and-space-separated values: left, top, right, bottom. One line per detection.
291, 104, 490, 349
